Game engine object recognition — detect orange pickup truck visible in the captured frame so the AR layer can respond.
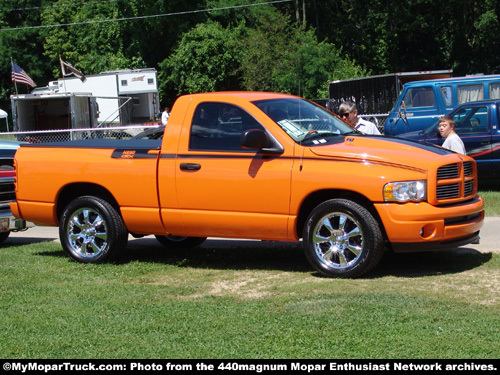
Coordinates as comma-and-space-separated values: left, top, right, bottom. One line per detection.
11, 92, 485, 277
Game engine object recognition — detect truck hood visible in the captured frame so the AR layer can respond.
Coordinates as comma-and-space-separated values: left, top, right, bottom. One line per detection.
309, 135, 451, 172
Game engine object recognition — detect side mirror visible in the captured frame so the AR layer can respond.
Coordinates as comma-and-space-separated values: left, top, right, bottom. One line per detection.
240, 129, 284, 154
241, 129, 270, 149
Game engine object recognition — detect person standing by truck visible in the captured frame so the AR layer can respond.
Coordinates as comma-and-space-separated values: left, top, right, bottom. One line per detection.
339, 101, 381, 135
161, 106, 170, 125
439, 116, 466, 154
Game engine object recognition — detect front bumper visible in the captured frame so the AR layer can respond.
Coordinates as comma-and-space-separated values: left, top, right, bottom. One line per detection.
375, 196, 485, 252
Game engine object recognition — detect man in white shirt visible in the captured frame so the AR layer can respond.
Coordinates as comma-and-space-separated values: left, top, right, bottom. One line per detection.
338, 101, 381, 135
161, 106, 170, 125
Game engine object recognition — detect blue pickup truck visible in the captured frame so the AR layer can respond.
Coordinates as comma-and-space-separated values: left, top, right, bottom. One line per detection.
385, 75, 500, 136
397, 99, 500, 181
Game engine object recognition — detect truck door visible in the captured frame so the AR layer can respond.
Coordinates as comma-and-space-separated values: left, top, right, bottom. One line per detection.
159, 101, 293, 241
492, 107, 500, 178
396, 86, 442, 135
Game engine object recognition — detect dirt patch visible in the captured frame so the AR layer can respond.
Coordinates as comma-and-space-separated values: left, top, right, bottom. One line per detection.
188, 271, 296, 299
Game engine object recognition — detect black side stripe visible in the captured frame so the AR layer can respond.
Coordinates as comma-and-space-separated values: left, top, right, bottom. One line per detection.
162, 153, 426, 173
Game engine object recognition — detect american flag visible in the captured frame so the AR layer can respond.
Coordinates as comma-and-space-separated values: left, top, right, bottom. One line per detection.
11, 61, 36, 88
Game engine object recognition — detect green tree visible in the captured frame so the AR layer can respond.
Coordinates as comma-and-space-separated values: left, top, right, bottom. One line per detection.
116, 0, 207, 69
40, 0, 140, 77
447, 0, 500, 74
240, 10, 366, 98
40, 0, 207, 77
160, 2, 366, 102
0, 0, 50, 121
300, 0, 500, 76
207, 0, 280, 28
3, 0, 500, 123
303, 0, 449, 74
159, 20, 243, 103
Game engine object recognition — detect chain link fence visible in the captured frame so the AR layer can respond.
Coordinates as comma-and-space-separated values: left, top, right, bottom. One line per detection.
0, 125, 159, 143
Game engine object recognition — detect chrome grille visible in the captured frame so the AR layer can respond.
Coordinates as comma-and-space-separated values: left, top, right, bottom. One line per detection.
437, 164, 459, 179
463, 161, 474, 176
435, 162, 475, 201
464, 179, 474, 196
437, 183, 459, 200
0, 177, 16, 208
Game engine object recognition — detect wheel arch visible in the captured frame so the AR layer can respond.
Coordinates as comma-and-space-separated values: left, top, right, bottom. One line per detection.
56, 183, 120, 220
296, 189, 386, 240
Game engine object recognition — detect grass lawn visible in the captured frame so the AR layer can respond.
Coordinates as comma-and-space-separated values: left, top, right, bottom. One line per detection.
480, 189, 500, 216
1, 234, 499, 359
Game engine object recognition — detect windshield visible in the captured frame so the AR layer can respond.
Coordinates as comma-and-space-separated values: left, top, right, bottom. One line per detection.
252, 98, 357, 143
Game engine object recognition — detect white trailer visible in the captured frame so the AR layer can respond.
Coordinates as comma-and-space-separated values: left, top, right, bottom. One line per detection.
54, 68, 160, 126
10, 92, 99, 142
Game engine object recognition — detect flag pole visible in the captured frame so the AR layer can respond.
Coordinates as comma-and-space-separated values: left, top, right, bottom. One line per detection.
59, 55, 67, 93
11, 57, 19, 96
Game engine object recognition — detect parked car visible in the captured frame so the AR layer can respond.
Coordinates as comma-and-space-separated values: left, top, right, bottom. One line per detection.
0, 139, 23, 169
397, 99, 500, 180
0, 139, 31, 243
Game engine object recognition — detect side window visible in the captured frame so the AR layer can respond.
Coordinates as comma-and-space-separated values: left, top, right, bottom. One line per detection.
489, 83, 500, 99
453, 106, 488, 134
189, 102, 265, 151
440, 86, 453, 106
403, 87, 435, 108
457, 84, 484, 104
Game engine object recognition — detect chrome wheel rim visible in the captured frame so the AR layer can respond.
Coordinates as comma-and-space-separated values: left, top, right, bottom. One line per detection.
312, 212, 364, 269
66, 207, 108, 258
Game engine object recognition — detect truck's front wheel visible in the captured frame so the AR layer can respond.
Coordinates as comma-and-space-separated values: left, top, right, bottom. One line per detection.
59, 196, 128, 263
303, 199, 384, 278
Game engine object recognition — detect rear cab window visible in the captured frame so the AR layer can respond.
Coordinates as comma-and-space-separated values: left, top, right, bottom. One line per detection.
189, 102, 265, 152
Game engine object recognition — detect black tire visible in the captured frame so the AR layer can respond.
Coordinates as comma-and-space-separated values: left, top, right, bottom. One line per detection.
303, 199, 384, 278
0, 231, 10, 244
59, 196, 128, 263
154, 235, 207, 248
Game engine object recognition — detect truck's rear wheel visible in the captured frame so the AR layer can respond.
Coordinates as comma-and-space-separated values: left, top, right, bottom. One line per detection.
59, 196, 128, 263
303, 199, 384, 278
155, 235, 207, 248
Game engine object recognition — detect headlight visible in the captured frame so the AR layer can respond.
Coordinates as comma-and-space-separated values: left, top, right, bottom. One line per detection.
384, 180, 426, 202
